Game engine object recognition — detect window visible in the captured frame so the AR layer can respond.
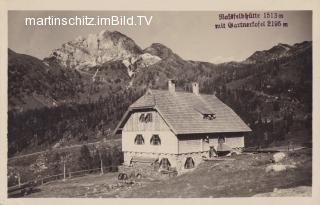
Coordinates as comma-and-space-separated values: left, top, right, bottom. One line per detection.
139, 114, 145, 122
134, 134, 144, 145
145, 113, 153, 122
160, 158, 171, 170
204, 136, 210, 143
150, 135, 161, 145
184, 157, 195, 169
139, 113, 153, 123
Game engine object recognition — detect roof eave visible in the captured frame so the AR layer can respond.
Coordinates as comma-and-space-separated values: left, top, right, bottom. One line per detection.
175, 129, 252, 135
153, 105, 178, 135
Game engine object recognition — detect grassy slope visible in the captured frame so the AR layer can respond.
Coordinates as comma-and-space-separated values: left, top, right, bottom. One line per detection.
7, 139, 122, 187
120, 149, 311, 198
24, 149, 311, 198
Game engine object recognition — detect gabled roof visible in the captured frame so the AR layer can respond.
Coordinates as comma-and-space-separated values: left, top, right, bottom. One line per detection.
130, 91, 156, 108
115, 89, 251, 135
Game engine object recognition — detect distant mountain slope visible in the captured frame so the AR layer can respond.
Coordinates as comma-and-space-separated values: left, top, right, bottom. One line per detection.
229, 41, 312, 91
9, 34, 312, 112
8, 49, 84, 111
245, 41, 311, 64
7, 30, 312, 155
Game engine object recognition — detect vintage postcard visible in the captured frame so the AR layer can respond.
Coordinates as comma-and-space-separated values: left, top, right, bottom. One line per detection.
0, 0, 319, 204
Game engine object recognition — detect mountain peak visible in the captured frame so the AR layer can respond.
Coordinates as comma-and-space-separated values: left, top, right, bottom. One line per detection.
276, 43, 292, 50
144, 43, 178, 59
45, 30, 143, 70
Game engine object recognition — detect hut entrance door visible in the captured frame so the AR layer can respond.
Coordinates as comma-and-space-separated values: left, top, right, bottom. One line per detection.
202, 136, 210, 152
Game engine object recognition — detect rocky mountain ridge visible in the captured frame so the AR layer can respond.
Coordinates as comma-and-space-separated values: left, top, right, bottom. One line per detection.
245, 41, 311, 64
45, 30, 161, 77
8, 30, 312, 112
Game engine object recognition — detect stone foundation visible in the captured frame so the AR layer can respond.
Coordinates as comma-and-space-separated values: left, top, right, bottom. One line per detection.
176, 152, 209, 172
123, 151, 209, 173
118, 163, 161, 178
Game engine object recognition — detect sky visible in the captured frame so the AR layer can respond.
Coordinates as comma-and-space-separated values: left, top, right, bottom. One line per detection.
8, 11, 312, 63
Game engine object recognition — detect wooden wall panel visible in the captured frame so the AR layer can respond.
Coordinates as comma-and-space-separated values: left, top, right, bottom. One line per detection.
123, 111, 170, 132
122, 131, 178, 154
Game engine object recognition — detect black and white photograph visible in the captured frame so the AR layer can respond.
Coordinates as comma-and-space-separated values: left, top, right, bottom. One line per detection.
2, 7, 316, 200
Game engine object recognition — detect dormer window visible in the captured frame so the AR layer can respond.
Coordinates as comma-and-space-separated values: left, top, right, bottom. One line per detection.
203, 113, 216, 120
194, 106, 216, 120
139, 113, 153, 123
134, 134, 145, 145
150, 135, 161, 145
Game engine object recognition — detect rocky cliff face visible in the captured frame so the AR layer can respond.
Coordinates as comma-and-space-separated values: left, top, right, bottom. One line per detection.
45, 30, 161, 75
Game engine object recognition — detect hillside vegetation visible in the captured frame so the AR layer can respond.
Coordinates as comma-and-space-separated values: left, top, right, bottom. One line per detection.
7, 30, 312, 156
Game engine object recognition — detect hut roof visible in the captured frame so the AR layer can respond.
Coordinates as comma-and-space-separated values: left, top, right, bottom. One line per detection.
115, 89, 251, 135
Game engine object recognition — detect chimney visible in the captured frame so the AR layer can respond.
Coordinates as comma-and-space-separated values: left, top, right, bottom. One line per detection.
192, 82, 199, 95
168, 80, 175, 93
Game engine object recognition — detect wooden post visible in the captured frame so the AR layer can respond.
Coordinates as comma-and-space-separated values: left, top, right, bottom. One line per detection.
17, 173, 21, 188
63, 162, 66, 181
100, 159, 104, 175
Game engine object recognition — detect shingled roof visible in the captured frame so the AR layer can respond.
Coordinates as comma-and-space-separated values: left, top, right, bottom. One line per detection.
115, 89, 251, 135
